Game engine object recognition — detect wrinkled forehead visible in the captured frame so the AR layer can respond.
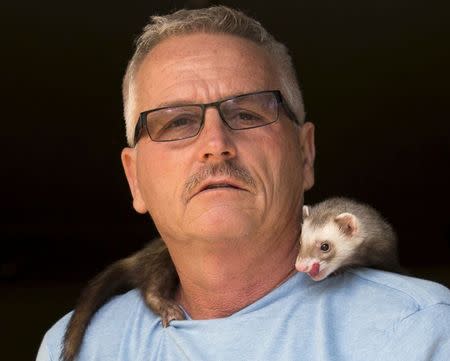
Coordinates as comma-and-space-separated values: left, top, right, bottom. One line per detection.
133, 33, 280, 110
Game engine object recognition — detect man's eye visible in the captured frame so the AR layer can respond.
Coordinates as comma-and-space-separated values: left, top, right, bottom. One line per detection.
237, 112, 260, 120
229, 110, 265, 125
164, 117, 197, 130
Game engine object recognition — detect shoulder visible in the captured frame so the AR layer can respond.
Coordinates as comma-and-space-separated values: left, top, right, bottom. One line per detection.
297, 267, 450, 336
347, 267, 450, 310
342, 269, 450, 360
235, 271, 449, 360
40, 289, 160, 361
274, 267, 450, 314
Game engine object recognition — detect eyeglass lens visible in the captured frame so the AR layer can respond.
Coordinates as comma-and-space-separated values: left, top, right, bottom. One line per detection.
145, 91, 279, 142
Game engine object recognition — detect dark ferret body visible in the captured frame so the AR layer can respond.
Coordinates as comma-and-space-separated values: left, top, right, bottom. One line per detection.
61, 197, 401, 361
61, 238, 180, 361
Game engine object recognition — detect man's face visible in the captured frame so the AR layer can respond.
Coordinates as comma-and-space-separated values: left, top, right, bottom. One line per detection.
122, 33, 315, 244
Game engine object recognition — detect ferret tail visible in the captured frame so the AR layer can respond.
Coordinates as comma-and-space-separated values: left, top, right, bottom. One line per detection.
60, 254, 139, 361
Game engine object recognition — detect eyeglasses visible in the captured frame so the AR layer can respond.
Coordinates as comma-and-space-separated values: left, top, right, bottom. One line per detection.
133, 90, 298, 145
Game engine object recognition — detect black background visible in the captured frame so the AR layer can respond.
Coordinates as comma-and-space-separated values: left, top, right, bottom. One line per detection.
2, 0, 449, 359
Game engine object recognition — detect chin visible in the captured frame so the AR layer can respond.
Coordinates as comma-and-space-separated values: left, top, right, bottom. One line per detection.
187, 209, 257, 241
311, 272, 329, 281
311, 267, 337, 281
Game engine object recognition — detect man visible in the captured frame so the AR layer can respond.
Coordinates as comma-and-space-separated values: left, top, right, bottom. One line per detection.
37, 6, 450, 360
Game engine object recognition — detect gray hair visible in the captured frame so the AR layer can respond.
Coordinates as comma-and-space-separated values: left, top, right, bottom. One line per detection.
123, 5, 305, 146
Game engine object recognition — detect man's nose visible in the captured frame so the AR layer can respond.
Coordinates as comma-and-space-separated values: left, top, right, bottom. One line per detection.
196, 107, 237, 162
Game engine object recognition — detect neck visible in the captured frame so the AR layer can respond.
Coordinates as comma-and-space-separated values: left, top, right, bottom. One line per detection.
167, 230, 299, 320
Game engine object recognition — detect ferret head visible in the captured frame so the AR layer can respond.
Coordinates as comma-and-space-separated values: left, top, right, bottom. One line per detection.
295, 205, 363, 281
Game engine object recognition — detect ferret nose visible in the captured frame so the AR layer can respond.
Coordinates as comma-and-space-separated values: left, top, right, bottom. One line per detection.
295, 258, 309, 272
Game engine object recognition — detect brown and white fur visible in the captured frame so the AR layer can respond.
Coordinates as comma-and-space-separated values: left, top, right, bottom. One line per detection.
61, 238, 182, 361
295, 197, 401, 281
62, 197, 400, 361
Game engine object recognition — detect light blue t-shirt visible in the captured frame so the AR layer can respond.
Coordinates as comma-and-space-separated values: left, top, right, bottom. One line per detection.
36, 268, 450, 361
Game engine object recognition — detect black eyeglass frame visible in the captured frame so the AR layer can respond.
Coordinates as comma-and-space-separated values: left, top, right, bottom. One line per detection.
132, 89, 299, 145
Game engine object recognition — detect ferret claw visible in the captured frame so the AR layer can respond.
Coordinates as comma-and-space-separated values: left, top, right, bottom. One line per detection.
161, 304, 185, 327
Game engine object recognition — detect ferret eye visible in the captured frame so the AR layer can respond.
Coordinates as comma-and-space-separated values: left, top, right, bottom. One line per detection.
320, 242, 330, 252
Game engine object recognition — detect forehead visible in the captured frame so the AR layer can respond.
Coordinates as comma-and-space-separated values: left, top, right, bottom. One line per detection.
133, 32, 279, 110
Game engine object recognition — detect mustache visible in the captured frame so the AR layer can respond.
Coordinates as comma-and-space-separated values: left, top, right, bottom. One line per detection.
183, 160, 256, 202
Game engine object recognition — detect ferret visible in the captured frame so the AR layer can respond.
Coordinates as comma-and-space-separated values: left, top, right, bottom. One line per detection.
61, 238, 182, 361
61, 197, 400, 361
295, 197, 401, 281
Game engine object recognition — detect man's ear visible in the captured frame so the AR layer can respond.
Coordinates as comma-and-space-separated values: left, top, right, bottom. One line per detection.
121, 147, 147, 214
299, 122, 315, 191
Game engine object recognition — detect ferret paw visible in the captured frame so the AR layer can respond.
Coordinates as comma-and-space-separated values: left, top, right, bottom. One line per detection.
160, 303, 185, 327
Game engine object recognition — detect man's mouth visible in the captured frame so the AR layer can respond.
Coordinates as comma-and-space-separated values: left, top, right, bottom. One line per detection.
202, 183, 241, 191
190, 179, 246, 199
183, 162, 256, 203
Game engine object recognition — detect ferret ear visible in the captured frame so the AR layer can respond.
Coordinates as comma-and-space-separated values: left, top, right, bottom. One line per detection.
334, 212, 358, 237
303, 205, 311, 219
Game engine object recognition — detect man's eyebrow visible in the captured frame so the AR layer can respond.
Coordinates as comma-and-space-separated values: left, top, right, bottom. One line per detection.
153, 91, 253, 109
155, 99, 196, 108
